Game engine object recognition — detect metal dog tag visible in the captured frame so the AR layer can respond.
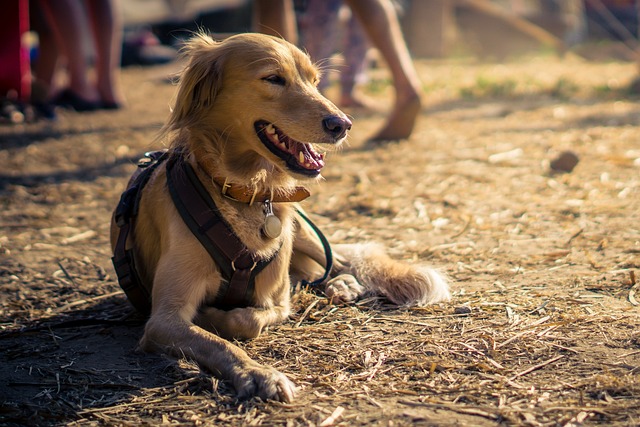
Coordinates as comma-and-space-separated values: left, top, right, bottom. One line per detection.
262, 200, 282, 239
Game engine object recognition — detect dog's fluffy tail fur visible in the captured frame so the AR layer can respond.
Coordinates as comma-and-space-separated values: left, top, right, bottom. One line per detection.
338, 243, 451, 306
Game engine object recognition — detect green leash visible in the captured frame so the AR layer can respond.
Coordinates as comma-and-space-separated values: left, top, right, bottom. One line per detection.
295, 208, 333, 288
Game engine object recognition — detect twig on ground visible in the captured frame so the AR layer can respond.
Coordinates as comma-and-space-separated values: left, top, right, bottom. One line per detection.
508, 355, 566, 382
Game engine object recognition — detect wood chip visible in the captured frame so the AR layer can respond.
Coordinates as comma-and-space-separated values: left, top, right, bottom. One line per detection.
508, 355, 565, 382
489, 148, 523, 164
61, 230, 97, 244
319, 406, 345, 426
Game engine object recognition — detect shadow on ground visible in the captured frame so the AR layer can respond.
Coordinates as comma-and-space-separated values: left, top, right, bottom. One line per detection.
0, 298, 224, 426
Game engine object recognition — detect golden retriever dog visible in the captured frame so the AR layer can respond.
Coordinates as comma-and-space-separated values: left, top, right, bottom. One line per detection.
110, 33, 450, 403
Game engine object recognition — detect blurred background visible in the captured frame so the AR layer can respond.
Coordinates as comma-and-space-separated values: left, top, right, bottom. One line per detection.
3, 0, 640, 123
114, 0, 640, 63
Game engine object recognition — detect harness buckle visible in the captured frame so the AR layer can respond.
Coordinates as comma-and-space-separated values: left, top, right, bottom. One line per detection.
231, 259, 257, 272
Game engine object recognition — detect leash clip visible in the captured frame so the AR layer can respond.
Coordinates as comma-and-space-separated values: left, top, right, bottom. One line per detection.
262, 199, 282, 239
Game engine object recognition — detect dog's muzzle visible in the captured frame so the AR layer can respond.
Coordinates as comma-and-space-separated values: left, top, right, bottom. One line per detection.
255, 120, 347, 177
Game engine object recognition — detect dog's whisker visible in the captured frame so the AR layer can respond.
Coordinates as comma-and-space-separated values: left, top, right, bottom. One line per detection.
314, 57, 333, 69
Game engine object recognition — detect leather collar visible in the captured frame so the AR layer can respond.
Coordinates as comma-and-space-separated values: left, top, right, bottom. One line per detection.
211, 176, 311, 205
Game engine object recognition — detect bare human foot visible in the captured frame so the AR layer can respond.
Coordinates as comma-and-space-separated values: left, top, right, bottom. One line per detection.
344, 0, 423, 143
97, 81, 127, 109
339, 93, 383, 112
368, 88, 421, 143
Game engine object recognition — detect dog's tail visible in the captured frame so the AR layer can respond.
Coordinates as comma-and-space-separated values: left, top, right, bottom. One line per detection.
336, 243, 451, 306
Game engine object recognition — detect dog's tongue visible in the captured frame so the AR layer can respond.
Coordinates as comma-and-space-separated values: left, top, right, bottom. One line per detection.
261, 122, 326, 172
290, 140, 325, 171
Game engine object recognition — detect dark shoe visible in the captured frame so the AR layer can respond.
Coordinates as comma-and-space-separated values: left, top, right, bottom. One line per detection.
100, 101, 124, 110
33, 102, 57, 120
52, 89, 99, 112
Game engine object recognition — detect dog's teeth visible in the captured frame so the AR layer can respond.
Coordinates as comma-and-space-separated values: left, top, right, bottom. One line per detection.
299, 152, 305, 164
272, 133, 279, 142
266, 124, 276, 135
320, 152, 326, 160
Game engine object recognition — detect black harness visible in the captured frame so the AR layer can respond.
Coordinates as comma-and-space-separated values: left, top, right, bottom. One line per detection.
112, 150, 333, 315
165, 152, 276, 310
111, 151, 167, 315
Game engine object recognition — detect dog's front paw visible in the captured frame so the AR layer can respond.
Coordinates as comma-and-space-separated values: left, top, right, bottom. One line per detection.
234, 364, 296, 403
325, 274, 365, 304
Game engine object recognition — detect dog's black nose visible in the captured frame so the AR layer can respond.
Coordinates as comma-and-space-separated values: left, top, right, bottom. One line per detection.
322, 115, 352, 139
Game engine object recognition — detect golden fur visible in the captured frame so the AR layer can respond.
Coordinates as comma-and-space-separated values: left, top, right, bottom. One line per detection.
110, 33, 450, 403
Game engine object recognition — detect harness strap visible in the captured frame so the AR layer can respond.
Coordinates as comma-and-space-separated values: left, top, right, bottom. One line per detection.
112, 150, 333, 314
165, 154, 275, 309
112, 222, 151, 315
112, 150, 168, 315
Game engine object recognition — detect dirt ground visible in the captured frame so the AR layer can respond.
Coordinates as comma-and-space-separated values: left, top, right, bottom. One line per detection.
1, 50, 640, 426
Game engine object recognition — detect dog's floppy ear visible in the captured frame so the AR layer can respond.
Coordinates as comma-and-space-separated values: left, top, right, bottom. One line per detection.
167, 34, 225, 130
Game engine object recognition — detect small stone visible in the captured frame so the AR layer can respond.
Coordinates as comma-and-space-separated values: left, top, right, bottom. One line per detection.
454, 306, 471, 315
550, 151, 579, 173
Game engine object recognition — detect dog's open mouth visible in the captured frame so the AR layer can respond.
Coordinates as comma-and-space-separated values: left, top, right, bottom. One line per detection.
255, 120, 325, 177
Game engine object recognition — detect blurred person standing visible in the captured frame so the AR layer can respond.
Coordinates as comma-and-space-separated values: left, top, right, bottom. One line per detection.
345, 0, 423, 142
0, 0, 32, 123
298, 0, 371, 109
34, 0, 126, 111
256, 0, 422, 142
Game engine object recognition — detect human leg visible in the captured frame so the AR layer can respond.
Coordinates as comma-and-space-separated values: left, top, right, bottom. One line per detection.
345, 0, 422, 141
84, 0, 125, 108
339, 12, 369, 107
253, 0, 298, 44
299, 0, 342, 93
39, 0, 98, 106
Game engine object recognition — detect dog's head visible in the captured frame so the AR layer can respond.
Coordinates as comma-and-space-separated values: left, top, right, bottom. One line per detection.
167, 33, 351, 186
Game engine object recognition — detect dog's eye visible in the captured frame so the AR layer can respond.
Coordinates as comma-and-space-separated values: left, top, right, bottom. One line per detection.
263, 75, 286, 86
